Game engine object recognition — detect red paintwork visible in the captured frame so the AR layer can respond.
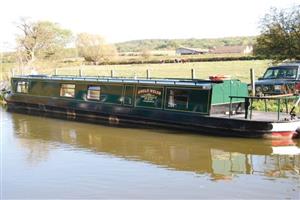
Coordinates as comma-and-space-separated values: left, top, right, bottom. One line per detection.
295, 82, 300, 91
271, 131, 296, 139
271, 139, 296, 146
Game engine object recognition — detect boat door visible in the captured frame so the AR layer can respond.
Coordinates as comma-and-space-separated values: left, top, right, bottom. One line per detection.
123, 85, 135, 106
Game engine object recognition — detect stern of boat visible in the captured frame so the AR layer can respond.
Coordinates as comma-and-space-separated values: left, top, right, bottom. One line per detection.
264, 120, 300, 139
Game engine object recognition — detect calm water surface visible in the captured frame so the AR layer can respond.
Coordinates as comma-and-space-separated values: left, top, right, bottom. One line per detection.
1, 107, 300, 199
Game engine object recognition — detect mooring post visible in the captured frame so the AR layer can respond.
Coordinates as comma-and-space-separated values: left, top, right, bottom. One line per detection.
250, 68, 255, 96
191, 69, 195, 79
146, 69, 150, 79
79, 69, 83, 77
54, 68, 58, 76
111, 70, 114, 77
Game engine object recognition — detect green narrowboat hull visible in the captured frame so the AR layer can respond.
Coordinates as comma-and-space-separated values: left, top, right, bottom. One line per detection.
5, 75, 300, 139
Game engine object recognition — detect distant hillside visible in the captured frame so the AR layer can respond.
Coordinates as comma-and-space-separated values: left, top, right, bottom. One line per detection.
115, 36, 256, 52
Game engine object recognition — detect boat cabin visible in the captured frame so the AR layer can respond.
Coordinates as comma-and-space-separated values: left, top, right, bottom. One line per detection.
6, 75, 300, 139
10, 75, 248, 115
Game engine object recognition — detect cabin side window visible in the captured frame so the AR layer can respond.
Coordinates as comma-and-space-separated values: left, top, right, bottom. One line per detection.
100, 85, 123, 104
87, 86, 101, 100
60, 84, 75, 98
165, 88, 210, 113
16, 81, 29, 93
167, 89, 189, 110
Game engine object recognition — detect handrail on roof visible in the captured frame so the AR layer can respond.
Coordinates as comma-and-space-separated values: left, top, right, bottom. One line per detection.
13, 74, 224, 85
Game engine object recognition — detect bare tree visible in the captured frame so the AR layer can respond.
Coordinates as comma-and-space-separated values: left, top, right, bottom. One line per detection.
76, 33, 118, 64
141, 49, 152, 60
16, 18, 72, 63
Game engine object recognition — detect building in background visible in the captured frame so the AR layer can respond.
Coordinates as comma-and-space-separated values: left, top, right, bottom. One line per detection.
211, 45, 253, 54
176, 47, 209, 55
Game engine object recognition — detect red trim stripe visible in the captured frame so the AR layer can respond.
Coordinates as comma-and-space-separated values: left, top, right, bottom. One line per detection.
272, 131, 295, 139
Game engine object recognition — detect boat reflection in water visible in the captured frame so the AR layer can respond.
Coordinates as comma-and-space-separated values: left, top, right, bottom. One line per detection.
12, 112, 300, 181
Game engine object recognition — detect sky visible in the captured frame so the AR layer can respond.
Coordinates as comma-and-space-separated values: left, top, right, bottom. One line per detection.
0, 0, 299, 51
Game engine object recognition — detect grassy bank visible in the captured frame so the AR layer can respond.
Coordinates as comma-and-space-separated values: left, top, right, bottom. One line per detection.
1, 57, 270, 82
106, 54, 262, 65
43, 60, 271, 83
252, 98, 299, 114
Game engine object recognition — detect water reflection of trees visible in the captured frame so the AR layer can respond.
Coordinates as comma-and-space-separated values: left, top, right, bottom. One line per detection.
12, 113, 300, 180
210, 150, 299, 180
15, 119, 51, 166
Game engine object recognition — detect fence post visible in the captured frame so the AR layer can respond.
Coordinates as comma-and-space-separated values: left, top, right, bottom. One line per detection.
54, 68, 58, 76
191, 69, 195, 79
79, 69, 82, 77
146, 69, 150, 79
111, 70, 114, 78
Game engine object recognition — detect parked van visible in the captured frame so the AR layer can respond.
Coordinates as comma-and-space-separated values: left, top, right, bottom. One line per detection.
255, 61, 300, 96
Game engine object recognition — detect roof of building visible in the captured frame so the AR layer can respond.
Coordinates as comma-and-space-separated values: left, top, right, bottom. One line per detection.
176, 46, 209, 53
211, 45, 252, 54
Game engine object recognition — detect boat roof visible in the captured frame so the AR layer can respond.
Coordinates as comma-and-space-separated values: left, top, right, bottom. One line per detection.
12, 75, 231, 87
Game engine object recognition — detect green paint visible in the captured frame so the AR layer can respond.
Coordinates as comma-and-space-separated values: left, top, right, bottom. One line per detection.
11, 77, 249, 115
211, 80, 248, 105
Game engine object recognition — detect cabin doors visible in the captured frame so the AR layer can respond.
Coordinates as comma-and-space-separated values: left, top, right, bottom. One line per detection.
123, 85, 135, 106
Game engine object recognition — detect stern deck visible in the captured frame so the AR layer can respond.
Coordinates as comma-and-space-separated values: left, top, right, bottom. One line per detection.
213, 111, 296, 122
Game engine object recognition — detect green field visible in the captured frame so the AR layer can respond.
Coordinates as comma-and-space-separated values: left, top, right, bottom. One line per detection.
18, 60, 271, 83
1, 60, 270, 83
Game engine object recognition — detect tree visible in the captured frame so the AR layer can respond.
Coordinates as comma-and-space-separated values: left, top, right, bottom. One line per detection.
16, 18, 72, 63
141, 49, 151, 59
76, 33, 118, 64
253, 5, 300, 60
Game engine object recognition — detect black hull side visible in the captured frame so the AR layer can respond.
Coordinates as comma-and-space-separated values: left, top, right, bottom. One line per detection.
5, 97, 279, 138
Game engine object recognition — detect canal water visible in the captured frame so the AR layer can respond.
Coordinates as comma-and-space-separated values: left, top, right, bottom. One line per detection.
1, 107, 300, 199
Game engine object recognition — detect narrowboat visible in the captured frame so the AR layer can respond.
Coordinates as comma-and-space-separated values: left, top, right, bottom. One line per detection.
4, 75, 300, 139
